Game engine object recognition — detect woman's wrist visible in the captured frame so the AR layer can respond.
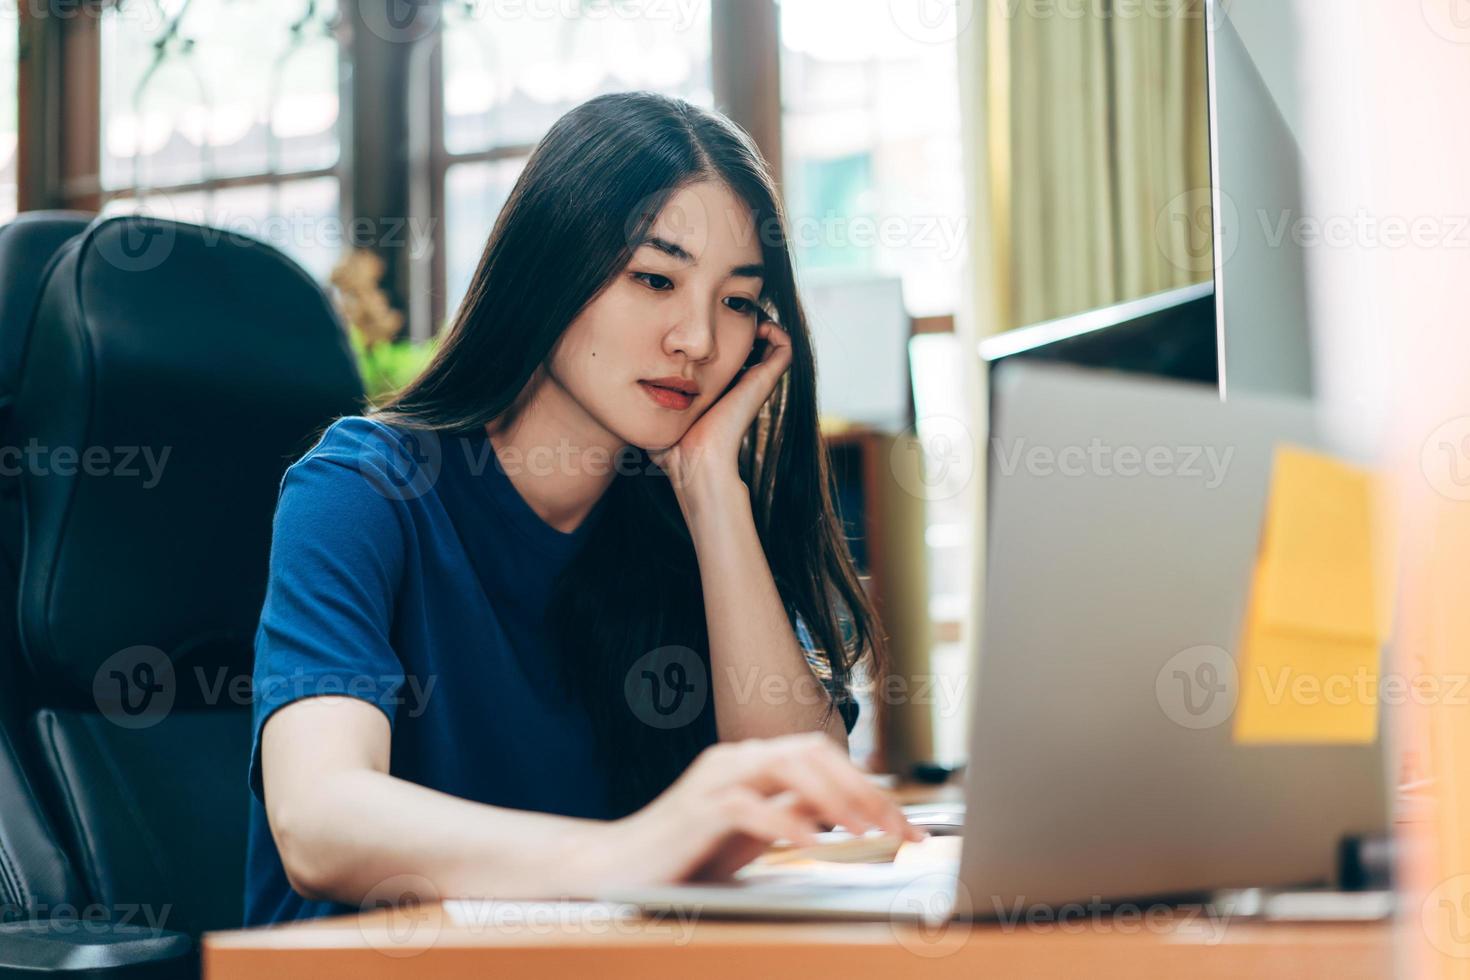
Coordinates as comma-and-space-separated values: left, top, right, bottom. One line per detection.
559, 806, 663, 894
673, 468, 750, 532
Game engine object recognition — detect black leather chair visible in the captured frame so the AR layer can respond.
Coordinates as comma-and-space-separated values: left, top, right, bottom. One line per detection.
0, 211, 93, 413
0, 212, 94, 631
0, 215, 363, 976
0, 212, 97, 973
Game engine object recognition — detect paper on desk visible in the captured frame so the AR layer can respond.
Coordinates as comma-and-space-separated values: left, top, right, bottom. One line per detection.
736, 834, 961, 888
1233, 446, 1391, 745
442, 899, 642, 930
756, 830, 903, 865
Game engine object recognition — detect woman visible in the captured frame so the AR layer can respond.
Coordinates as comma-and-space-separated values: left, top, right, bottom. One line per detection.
244, 91, 922, 927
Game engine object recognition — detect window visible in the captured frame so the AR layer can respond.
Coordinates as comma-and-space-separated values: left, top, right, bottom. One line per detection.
103, 176, 341, 283
437, 0, 713, 324
442, 157, 524, 328
778, 0, 965, 317
908, 330, 974, 763
97, 0, 342, 281
0, 6, 16, 222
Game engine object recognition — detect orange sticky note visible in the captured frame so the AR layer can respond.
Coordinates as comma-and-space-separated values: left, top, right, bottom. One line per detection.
1233, 446, 1385, 745
1255, 448, 1384, 641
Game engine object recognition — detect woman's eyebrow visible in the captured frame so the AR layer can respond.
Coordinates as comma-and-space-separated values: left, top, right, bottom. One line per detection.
640, 236, 694, 262
639, 236, 764, 280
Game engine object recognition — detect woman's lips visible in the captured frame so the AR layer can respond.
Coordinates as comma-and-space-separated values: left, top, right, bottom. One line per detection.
638, 381, 696, 410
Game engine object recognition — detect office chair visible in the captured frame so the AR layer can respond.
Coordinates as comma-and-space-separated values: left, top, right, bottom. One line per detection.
0, 212, 94, 591
0, 211, 94, 410
0, 215, 363, 977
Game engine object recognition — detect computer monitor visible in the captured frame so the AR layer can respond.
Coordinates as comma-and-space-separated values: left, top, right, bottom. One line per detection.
1206, 0, 1314, 399
980, 1, 1314, 403
977, 281, 1217, 386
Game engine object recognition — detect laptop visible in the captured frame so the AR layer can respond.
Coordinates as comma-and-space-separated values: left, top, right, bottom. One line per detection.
600, 363, 1388, 922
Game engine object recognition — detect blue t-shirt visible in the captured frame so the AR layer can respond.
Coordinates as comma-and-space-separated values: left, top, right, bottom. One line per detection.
242, 415, 856, 927
243, 416, 620, 926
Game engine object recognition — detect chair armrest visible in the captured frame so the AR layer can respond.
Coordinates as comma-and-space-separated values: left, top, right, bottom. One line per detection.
0, 919, 194, 979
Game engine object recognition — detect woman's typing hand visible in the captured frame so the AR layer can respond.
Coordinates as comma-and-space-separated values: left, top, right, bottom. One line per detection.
579, 732, 925, 885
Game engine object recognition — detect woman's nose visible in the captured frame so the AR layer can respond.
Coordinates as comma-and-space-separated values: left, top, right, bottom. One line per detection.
663, 302, 717, 362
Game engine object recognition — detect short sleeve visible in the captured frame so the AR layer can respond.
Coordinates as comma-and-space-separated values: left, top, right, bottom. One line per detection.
247, 419, 411, 801
793, 608, 861, 735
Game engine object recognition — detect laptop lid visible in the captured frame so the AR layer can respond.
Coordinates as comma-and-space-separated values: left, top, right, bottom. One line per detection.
957, 363, 1387, 915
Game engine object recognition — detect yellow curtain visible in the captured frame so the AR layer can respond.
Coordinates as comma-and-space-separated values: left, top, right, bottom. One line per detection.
966, 0, 1213, 333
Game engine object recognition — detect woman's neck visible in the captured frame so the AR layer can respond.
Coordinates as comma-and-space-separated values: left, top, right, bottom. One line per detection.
485, 375, 623, 535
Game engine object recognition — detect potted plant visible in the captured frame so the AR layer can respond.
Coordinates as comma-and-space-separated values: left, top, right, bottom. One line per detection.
330, 248, 438, 405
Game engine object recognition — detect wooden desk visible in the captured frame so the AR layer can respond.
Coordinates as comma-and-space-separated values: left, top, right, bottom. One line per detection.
206, 784, 1390, 979
204, 899, 1391, 979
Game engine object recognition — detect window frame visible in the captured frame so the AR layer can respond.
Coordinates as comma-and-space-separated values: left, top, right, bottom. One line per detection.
16, 0, 948, 333
21, 0, 783, 341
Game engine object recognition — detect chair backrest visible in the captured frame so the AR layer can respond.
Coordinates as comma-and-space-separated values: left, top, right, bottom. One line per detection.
0, 210, 92, 408
1, 215, 363, 935
0, 211, 94, 927
0, 211, 94, 588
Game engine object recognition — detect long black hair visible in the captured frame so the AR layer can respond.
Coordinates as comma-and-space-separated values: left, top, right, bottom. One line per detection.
372, 92, 884, 816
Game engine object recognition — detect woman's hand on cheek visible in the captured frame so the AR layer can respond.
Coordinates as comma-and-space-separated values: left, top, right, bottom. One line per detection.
649, 320, 792, 498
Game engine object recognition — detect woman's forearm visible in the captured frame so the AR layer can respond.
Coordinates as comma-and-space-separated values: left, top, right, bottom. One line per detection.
275, 767, 611, 905
678, 476, 848, 745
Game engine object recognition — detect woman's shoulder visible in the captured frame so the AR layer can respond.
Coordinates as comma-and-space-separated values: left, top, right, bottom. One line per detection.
298, 414, 407, 463
284, 414, 445, 507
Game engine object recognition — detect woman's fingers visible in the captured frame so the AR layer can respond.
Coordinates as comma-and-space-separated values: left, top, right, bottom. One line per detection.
734, 323, 792, 395
713, 786, 823, 848
801, 739, 923, 842
689, 836, 771, 881
635, 735, 925, 885
758, 748, 885, 837
624, 783, 819, 885
753, 322, 793, 372
722, 734, 921, 843
686, 790, 821, 881
801, 742, 921, 842
761, 319, 791, 347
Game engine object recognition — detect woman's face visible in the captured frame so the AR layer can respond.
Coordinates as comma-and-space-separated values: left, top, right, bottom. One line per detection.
546, 179, 766, 452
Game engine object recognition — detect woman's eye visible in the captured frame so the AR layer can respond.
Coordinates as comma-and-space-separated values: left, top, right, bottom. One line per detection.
633, 271, 673, 291
724, 297, 759, 316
